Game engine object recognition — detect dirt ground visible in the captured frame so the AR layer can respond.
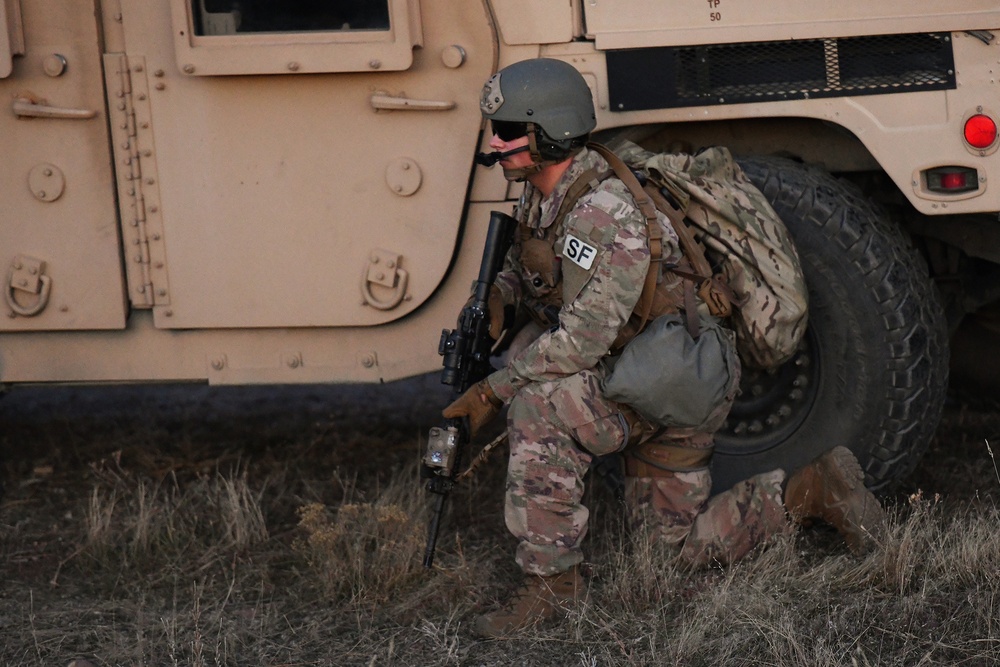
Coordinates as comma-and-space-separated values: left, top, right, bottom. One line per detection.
1, 374, 999, 665
0, 375, 456, 664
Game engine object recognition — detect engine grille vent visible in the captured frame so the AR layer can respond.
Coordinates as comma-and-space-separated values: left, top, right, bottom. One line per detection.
607, 32, 956, 111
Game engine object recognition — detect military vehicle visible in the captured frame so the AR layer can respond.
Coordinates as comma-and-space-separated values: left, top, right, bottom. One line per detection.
4, 0, 999, 491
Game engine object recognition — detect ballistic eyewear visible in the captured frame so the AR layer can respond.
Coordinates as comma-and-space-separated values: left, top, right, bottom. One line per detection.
491, 120, 529, 142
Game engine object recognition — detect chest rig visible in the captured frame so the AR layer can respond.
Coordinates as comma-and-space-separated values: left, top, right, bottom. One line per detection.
514, 163, 614, 328
515, 144, 723, 351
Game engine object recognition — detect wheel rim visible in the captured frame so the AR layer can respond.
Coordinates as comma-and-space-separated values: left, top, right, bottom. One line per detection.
715, 327, 821, 455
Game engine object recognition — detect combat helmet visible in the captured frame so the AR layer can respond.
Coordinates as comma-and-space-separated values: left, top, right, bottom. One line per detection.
480, 58, 596, 169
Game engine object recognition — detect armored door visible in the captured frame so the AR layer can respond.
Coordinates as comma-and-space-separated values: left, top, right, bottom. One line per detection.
116, 0, 494, 329
0, 0, 126, 330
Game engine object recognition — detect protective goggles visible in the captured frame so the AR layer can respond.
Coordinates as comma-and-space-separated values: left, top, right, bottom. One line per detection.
491, 120, 529, 142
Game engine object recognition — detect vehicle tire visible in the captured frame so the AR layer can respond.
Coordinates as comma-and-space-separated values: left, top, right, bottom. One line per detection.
709, 156, 949, 494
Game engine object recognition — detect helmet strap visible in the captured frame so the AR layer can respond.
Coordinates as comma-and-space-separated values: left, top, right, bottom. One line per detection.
527, 123, 543, 162
501, 162, 549, 182
501, 122, 555, 181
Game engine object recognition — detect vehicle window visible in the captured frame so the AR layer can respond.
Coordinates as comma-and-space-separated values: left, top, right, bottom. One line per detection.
193, 1, 391, 36
171, 0, 418, 75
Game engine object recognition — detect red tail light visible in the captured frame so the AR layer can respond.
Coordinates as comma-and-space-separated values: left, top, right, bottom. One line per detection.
964, 114, 998, 149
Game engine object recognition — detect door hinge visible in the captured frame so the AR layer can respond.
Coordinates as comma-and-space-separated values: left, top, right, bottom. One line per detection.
104, 53, 170, 308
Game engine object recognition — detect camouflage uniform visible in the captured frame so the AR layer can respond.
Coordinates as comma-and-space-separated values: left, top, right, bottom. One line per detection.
486, 147, 790, 576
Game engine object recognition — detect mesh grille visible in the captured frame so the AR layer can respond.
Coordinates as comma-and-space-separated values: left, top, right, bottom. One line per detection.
607, 33, 956, 111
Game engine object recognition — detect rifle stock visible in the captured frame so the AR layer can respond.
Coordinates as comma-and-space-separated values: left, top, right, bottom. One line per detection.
422, 210, 517, 569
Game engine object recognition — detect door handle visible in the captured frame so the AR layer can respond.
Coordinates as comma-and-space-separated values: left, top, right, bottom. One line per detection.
13, 97, 97, 119
370, 92, 455, 111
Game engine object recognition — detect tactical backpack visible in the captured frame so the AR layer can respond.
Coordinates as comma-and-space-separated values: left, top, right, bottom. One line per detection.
590, 141, 809, 370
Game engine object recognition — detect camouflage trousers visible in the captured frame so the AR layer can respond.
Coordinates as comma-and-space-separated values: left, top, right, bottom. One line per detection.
624, 433, 790, 567
505, 367, 790, 576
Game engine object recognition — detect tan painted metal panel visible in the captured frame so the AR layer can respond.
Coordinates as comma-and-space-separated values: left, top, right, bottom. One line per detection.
0, 0, 126, 331
0, 202, 505, 384
114, 0, 493, 329
490, 0, 575, 46
0, 1, 12, 77
1, 0, 25, 78
585, 1, 1000, 48
6, 0, 1000, 386
543, 37, 1000, 217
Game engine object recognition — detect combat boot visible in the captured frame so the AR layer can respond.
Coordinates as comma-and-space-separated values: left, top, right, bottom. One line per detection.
784, 446, 887, 555
473, 566, 586, 638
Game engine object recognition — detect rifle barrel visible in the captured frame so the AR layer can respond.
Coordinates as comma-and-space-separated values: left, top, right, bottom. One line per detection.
423, 492, 447, 568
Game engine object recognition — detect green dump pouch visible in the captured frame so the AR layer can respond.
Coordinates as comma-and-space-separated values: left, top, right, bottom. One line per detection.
601, 314, 739, 431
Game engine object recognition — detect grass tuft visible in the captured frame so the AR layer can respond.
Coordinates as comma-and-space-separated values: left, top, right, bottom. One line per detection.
294, 493, 424, 604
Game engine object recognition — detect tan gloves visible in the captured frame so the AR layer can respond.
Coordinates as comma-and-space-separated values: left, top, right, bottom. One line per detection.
442, 379, 503, 436
444, 285, 507, 436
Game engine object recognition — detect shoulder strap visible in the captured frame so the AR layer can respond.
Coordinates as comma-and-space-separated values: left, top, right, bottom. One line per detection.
529, 167, 609, 247
550, 167, 604, 235
647, 185, 742, 317
644, 185, 712, 280
517, 167, 603, 257
587, 142, 662, 332
589, 142, 740, 332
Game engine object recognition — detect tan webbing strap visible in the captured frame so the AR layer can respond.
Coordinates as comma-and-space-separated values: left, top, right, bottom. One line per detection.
682, 278, 701, 339
645, 186, 712, 278
673, 268, 744, 317
551, 167, 603, 234
527, 122, 541, 161
646, 183, 737, 318
587, 143, 662, 332
624, 441, 715, 475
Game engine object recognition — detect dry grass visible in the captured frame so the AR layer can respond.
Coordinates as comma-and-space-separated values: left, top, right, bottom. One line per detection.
294, 474, 425, 604
81, 466, 269, 575
1, 381, 1000, 666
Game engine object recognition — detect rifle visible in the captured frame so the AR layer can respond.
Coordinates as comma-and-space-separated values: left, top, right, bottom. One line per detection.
422, 210, 517, 569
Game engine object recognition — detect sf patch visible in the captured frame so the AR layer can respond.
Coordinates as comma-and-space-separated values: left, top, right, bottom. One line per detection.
564, 234, 598, 270
561, 232, 602, 304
